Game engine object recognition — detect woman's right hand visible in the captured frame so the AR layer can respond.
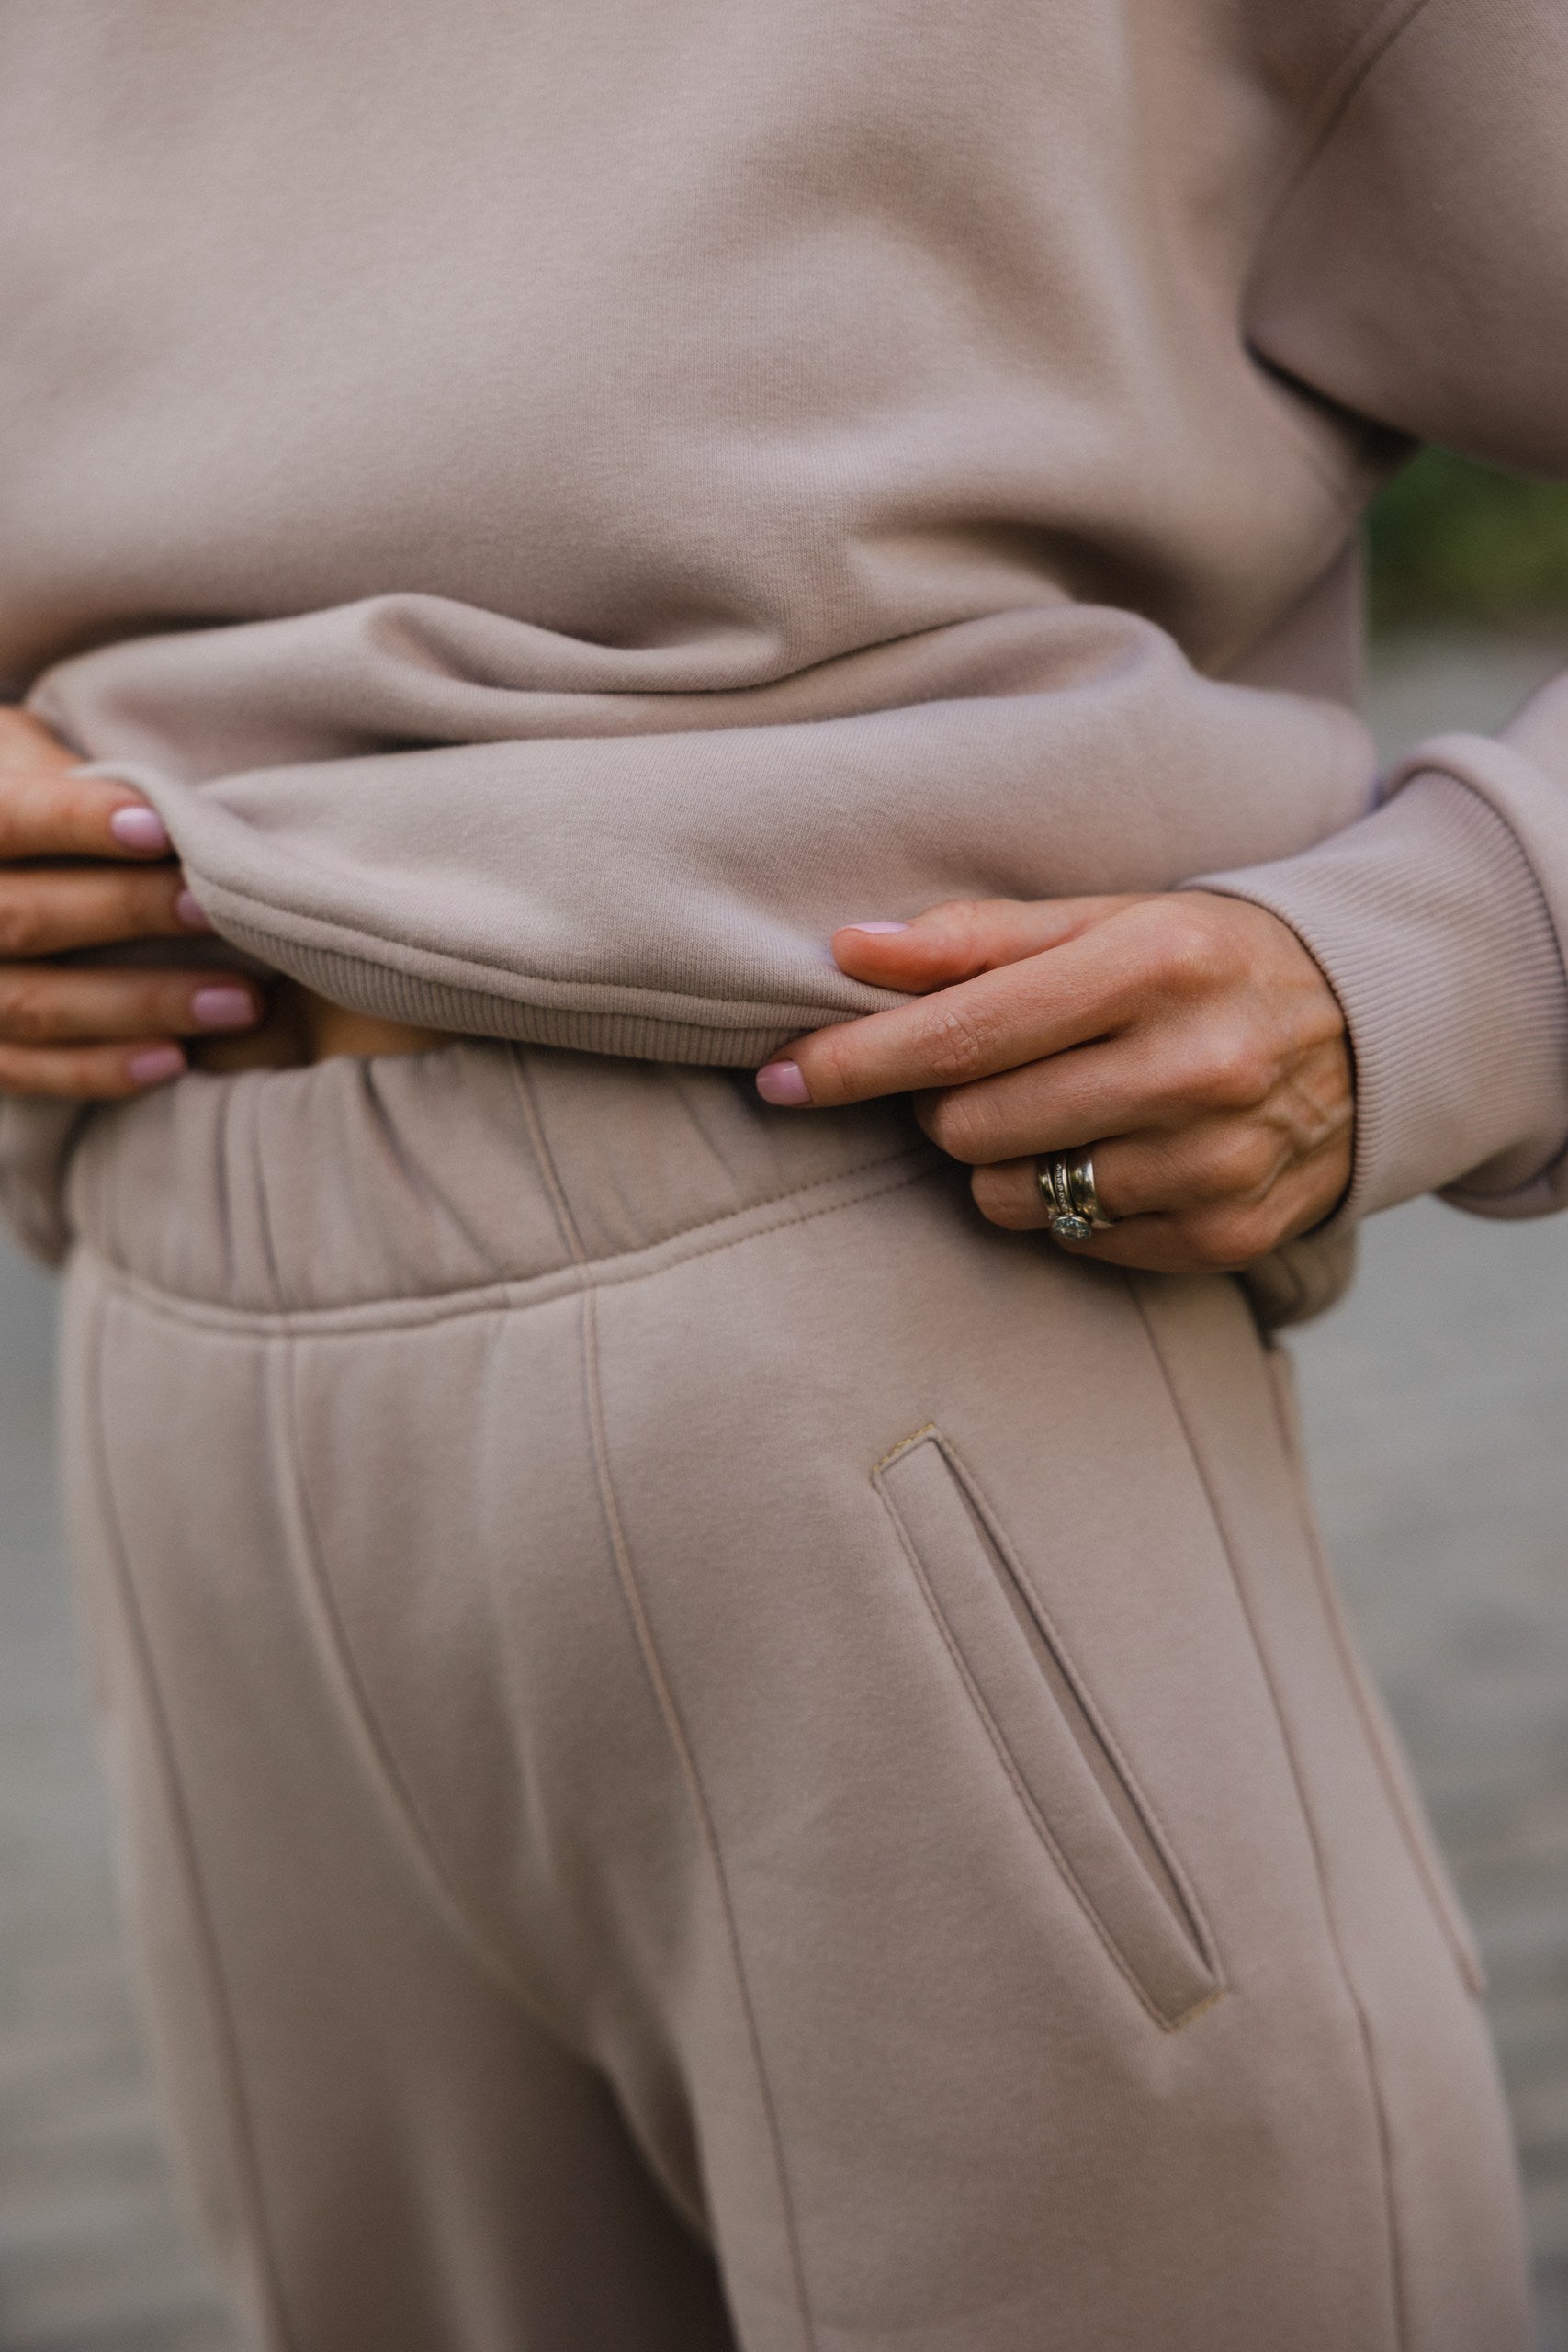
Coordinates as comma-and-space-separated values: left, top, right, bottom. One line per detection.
0, 707, 265, 1098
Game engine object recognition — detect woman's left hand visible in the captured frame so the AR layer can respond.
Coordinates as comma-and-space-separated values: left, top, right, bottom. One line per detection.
754, 891, 1354, 1273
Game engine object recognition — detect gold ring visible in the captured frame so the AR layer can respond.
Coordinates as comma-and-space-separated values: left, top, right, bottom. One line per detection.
1037, 1148, 1114, 1242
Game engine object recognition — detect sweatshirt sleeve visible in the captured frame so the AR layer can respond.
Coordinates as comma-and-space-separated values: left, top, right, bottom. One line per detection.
1202, 0, 1568, 1223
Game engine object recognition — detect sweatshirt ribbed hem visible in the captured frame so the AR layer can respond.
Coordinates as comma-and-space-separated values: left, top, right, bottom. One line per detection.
207, 910, 861, 1070
1197, 770, 1568, 1224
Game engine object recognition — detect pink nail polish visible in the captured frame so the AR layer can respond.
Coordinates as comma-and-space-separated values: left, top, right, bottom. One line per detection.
842, 921, 910, 934
756, 1060, 811, 1106
108, 803, 171, 854
190, 985, 256, 1031
175, 888, 214, 931
127, 1044, 186, 1087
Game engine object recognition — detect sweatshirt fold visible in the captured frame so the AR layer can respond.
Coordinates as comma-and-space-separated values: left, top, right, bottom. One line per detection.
5, 0, 1568, 1287
26, 597, 1375, 1071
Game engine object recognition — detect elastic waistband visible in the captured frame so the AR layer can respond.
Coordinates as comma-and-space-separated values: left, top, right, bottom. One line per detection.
65, 1041, 931, 1315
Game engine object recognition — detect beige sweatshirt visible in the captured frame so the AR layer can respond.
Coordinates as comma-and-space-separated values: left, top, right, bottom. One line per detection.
2, 0, 1566, 1272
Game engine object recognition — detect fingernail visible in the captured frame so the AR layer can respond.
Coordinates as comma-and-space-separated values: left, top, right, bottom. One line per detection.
842, 921, 910, 934
190, 985, 257, 1032
175, 888, 214, 931
756, 1060, 812, 1106
127, 1045, 186, 1088
108, 803, 171, 854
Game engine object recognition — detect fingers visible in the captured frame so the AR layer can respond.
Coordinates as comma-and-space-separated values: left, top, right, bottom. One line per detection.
915, 1023, 1351, 1170
830, 894, 1139, 991
0, 707, 76, 774
0, 966, 267, 1101
760, 921, 1150, 1108
0, 710, 241, 1102
0, 964, 265, 1047
762, 896, 1249, 1109
0, 705, 174, 860
970, 1119, 1292, 1228
911, 1017, 1326, 1165
0, 1036, 192, 1101
761, 887, 1355, 1268
909, 1030, 1201, 1165
0, 864, 210, 958
969, 1140, 1350, 1273
0, 766, 175, 862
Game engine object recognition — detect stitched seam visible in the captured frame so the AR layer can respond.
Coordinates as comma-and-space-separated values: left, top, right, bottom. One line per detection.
579, 1285, 817, 2347
1235, 0, 1438, 505
210, 1095, 234, 1300
874, 1461, 1204, 2031
503, 1052, 591, 1266
1130, 1278, 1408, 2350
526, 1059, 818, 2322
937, 1430, 1224, 1981
78, 1156, 937, 1337
1303, 1470, 1485, 1996
1256, 0, 1437, 254
80, 1283, 299, 2350
269, 1340, 558, 2022
244, 1085, 291, 1314
78, 1134, 927, 1317
871, 1421, 942, 1477
1262, 1356, 1484, 1996
359, 1060, 508, 1275
878, 1433, 1222, 2025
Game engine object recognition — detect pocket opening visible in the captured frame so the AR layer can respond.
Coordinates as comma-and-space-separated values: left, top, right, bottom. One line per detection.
874, 1427, 1223, 2030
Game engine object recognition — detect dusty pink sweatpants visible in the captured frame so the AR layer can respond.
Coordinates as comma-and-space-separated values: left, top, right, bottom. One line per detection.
56, 1041, 1529, 2350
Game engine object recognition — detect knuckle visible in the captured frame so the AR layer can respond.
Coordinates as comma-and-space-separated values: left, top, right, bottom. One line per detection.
919, 996, 998, 1085
0, 968, 60, 1044
0, 1043, 73, 1099
1187, 1231, 1241, 1275
1145, 902, 1225, 993
1186, 1203, 1280, 1271
971, 1165, 1033, 1229
0, 893, 41, 959
806, 1028, 854, 1098
107, 870, 159, 927
928, 896, 987, 932
926, 899, 993, 967
1193, 1029, 1275, 1112
1205, 1125, 1280, 1201
0, 768, 73, 857
924, 1088, 984, 1160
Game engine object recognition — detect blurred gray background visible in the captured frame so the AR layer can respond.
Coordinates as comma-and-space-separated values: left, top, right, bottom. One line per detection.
4, 480, 1568, 2346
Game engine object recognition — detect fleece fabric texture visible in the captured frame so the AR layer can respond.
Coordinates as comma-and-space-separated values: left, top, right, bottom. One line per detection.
58, 1040, 1530, 2348
1, 0, 1567, 1254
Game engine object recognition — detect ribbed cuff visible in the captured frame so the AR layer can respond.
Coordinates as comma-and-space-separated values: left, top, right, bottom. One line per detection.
1193, 770, 1568, 1224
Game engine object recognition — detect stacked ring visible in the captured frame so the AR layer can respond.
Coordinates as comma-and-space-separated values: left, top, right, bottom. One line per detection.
1037, 1149, 1115, 1242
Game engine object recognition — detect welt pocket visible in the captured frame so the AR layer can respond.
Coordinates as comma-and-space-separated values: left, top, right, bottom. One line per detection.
874, 1428, 1223, 2030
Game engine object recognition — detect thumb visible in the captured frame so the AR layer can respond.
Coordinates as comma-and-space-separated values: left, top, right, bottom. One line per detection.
0, 706, 77, 775
831, 893, 1139, 993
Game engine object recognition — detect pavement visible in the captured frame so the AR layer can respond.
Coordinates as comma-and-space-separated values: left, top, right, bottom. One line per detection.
0, 1245, 233, 2348
3, 627, 1568, 2347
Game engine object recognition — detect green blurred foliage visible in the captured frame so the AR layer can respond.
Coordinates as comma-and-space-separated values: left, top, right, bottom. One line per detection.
1369, 448, 1568, 631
